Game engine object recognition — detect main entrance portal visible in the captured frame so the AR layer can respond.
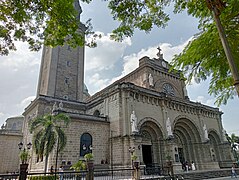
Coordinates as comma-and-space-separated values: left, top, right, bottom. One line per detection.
142, 145, 152, 165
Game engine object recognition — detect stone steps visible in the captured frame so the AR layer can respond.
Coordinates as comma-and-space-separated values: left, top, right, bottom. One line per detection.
175, 169, 232, 180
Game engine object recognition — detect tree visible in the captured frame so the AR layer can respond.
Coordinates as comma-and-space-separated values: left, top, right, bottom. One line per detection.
0, 0, 97, 56
226, 133, 239, 161
30, 113, 70, 173
172, 0, 239, 105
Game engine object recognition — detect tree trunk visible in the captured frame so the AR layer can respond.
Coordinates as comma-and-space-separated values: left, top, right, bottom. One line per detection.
44, 155, 49, 173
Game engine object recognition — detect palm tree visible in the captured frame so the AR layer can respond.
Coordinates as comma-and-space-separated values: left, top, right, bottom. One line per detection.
30, 113, 70, 173
226, 133, 239, 161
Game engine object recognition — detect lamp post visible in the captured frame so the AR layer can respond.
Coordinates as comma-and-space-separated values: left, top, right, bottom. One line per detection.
128, 147, 135, 168
55, 128, 60, 180
18, 142, 32, 180
18, 142, 32, 151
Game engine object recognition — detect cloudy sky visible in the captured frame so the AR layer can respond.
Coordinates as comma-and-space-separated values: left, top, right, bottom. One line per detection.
0, 1, 238, 134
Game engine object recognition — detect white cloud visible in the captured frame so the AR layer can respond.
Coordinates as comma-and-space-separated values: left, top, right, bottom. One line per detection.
17, 96, 36, 109
159, 41, 191, 62
85, 39, 194, 96
85, 32, 131, 72
0, 42, 41, 125
0, 41, 41, 69
109, 41, 190, 84
193, 96, 216, 107
88, 73, 110, 91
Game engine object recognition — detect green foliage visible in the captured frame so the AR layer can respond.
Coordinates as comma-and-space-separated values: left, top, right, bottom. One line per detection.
70, 160, 86, 171
0, 0, 98, 55
108, 0, 170, 41
30, 113, 71, 172
29, 175, 56, 180
84, 153, 94, 161
19, 149, 30, 164
166, 154, 172, 161
131, 153, 138, 161
226, 133, 239, 161
171, 0, 239, 106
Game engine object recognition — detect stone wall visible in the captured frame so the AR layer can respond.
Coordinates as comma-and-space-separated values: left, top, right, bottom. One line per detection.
0, 131, 22, 173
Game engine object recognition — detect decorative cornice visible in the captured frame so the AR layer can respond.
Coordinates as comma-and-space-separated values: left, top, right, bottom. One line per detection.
87, 82, 222, 119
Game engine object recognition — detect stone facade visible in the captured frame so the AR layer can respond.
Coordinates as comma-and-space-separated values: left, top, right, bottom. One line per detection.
21, 44, 233, 173
0, 116, 24, 173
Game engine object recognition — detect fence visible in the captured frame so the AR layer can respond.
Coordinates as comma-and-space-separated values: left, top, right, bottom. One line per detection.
0, 166, 164, 180
0, 169, 134, 180
0, 173, 18, 180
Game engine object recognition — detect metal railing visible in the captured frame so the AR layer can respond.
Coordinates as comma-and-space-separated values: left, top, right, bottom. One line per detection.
0, 166, 165, 180
0, 169, 134, 180
0, 173, 19, 180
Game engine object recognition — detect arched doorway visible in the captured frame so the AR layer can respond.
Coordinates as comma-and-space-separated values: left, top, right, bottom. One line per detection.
173, 118, 201, 167
208, 131, 221, 163
139, 119, 164, 168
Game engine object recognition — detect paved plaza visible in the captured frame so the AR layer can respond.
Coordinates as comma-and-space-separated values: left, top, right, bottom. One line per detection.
208, 177, 237, 180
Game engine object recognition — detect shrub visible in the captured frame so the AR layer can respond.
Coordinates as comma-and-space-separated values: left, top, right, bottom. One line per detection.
29, 175, 56, 180
84, 153, 94, 161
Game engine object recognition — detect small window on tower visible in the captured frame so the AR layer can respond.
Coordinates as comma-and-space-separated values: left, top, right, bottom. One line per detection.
66, 61, 71, 67
65, 77, 69, 84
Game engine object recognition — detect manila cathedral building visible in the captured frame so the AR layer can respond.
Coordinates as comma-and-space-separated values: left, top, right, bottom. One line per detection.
7, 1, 232, 174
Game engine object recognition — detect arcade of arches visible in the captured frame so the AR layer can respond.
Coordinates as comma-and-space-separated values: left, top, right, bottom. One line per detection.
131, 117, 232, 171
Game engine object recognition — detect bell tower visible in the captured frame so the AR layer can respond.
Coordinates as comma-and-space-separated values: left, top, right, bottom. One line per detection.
36, 0, 86, 102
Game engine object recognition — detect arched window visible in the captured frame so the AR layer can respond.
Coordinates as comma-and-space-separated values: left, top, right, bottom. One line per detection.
93, 110, 100, 117
80, 133, 92, 157
162, 83, 175, 96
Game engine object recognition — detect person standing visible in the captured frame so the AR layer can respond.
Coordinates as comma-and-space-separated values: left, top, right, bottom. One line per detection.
231, 164, 237, 178
59, 166, 64, 180
50, 166, 54, 174
191, 161, 196, 171
185, 161, 189, 172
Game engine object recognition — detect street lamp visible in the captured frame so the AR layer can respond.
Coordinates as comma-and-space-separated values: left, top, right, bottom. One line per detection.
128, 147, 135, 168
18, 142, 32, 180
18, 142, 32, 150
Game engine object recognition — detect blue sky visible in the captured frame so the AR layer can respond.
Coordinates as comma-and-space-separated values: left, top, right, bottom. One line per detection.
0, 1, 238, 134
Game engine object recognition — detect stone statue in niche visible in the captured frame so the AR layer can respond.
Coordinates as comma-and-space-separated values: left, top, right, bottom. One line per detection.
149, 73, 154, 87
52, 102, 57, 114
222, 129, 228, 142
203, 124, 209, 141
183, 85, 188, 97
166, 117, 173, 137
59, 101, 63, 110
130, 111, 138, 134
